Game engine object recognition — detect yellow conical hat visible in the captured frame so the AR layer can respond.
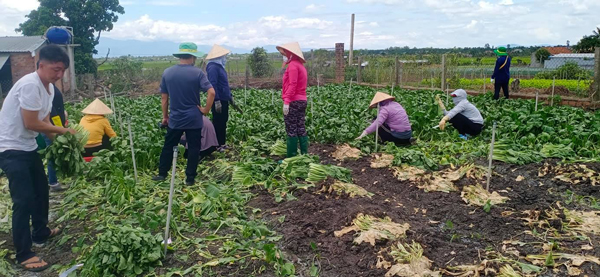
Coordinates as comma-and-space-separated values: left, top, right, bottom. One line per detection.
205, 44, 230, 60
369, 92, 395, 108
82, 98, 113, 115
276, 42, 305, 62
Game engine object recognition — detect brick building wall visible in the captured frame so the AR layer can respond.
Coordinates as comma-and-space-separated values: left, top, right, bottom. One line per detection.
8, 49, 72, 93
9, 53, 35, 84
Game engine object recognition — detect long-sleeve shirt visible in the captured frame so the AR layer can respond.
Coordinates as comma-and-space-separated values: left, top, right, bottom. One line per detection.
491, 56, 511, 83
206, 62, 232, 102
281, 58, 307, 105
364, 100, 411, 134
79, 115, 117, 146
444, 101, 484, 125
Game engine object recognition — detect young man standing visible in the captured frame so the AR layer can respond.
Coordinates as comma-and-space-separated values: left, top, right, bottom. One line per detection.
153, 42, 216, 186
0, 44, 75, 272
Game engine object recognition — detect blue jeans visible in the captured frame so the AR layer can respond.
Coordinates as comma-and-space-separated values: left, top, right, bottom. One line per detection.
42, 135, 58, 185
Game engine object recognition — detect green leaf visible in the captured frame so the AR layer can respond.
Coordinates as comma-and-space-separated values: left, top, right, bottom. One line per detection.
545, 251, 555, 267
517, 262, 542, 273
310, 265, 319, 277
483, 200, 492, 213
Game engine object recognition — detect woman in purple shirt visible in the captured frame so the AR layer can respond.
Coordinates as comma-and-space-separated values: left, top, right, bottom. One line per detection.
356, 92, 412, 146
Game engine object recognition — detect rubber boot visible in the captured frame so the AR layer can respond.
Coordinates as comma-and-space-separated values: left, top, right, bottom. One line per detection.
299, 136, 309, 155
286, 137, 299, 158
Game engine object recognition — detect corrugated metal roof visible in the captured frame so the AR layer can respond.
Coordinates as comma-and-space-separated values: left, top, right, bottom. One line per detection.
551, 53, 595, 58
0, 36, 46, 53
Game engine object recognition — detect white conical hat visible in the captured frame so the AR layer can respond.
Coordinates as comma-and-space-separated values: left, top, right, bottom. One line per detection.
369, 92, 395, 108
205, 44, 230, 60
82, 98, 113, 115
276, 42, 305, 62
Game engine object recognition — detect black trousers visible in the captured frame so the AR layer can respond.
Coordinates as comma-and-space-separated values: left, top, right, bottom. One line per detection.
377, 125, 412, 146
83, 135, 112, 157
494, 81, 509, 100
158, 128, 202, 181
450, 113, 484, 136
0, 150, 51, 263
212, 101, 229, 146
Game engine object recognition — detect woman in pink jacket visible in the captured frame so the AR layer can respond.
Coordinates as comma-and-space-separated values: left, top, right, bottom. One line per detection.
277, 42, 308, 157
356, 92, 413, 146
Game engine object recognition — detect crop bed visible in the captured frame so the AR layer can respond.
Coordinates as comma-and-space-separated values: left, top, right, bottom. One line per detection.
0, 84, 599, 276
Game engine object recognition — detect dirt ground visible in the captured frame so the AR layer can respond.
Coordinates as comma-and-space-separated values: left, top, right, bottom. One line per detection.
2, 143, 599, 276
250, 144, 600, 277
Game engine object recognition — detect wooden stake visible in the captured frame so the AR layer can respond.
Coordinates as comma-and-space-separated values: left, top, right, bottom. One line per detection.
551, 77, 555, 106
128, 118, 138, 183
535, 91, 539, 111
486, 122, 497, 191
164, 146, 178, 256
375, 105, 379, 153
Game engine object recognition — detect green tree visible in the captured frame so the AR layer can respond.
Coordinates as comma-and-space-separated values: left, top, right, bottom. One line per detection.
535, 48, 551, 63
17, 0, 125, 74
247, 47, 272, 78
573, 27, 600, 53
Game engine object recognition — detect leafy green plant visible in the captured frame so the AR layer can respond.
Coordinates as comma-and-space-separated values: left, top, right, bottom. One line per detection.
248, 47, 274, 78
43, 123, 89, 177
80, 225, 163, 277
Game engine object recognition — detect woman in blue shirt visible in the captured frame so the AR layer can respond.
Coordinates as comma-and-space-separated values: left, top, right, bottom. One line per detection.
206, 45, 232, 150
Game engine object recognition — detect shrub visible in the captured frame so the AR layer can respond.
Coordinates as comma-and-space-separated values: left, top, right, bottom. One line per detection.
247, 47, 273, 78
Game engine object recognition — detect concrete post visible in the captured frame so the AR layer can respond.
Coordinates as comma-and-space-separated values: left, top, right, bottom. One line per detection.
67, 45, 76, 93
335, 43, 345, 83
395, 57, 400, 86
349, 14, 355, 66
594, 47, 600, 101
357, 56, 362, 83
441, 54, 447, 91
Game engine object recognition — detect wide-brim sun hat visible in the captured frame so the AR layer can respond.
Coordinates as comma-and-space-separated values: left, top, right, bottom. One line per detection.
205, 44, 230, 60
494, 46, 508, 56
173, 42, 204, 58
276, 42, 305, 62
82, 98, 113, 115
369, 92, 395, 108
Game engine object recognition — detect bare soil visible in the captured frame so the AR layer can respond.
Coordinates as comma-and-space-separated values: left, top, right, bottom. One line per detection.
249, 144, 600, 276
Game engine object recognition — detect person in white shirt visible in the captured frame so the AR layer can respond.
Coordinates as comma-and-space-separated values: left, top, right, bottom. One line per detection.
0, 44, 75, 272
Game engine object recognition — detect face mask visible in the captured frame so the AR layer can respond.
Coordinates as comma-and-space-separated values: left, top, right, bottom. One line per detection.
282, 55, 289, 63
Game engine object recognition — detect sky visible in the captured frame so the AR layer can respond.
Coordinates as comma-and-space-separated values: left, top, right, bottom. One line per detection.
1, 0, 600, 51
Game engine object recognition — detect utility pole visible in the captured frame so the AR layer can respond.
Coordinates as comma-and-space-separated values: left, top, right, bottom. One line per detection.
349, 14, 355, 66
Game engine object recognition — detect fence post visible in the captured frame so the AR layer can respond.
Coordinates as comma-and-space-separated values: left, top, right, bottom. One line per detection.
486, 122, 497, 191
335, 43, 345, 83
594, 47, 600, 101
357, 56, 362, 83
441, 54, 447, 91
395, 57, 400, 86
551, 77, 555, 106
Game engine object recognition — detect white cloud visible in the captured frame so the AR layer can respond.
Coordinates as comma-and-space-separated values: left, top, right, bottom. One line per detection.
346, 0, 404, 4
0, 0, 38, 12
106, 15, 225, 42
120, 1, 135, 5
305, 4, 325, 12
499, 0, 514, 5
531, 27, 560, 40
369, 22, 379, 27
148, 0, 191, 6
465, 20, 478, 29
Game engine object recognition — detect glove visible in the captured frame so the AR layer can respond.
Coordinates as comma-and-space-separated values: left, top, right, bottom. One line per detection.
439, 116, 450, 131
435, 95, 446, 111
490, 78, 495, 83
283, 104, 290, 116
215, 100, 222, 114
355, 131, 367, 140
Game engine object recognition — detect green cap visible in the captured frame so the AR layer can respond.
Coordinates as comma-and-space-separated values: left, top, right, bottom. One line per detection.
494, 46, 508, 56
173, 42, 203, 58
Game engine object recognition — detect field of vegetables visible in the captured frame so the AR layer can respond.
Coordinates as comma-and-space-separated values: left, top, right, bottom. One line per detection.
1, 84, 600, 276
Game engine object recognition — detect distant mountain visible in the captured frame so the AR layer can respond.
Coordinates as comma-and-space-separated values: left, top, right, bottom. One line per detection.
95, 38, 251, 57
95, 38, 313, 57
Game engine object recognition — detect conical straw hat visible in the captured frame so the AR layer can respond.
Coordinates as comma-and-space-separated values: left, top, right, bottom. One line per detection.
82, 98, 113, 115
276, 42, 305, 62
369, 92, 395, 108
205, 44, 230, 60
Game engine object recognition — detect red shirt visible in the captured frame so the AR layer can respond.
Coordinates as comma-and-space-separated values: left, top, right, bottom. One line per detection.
282, 58, 307, 105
